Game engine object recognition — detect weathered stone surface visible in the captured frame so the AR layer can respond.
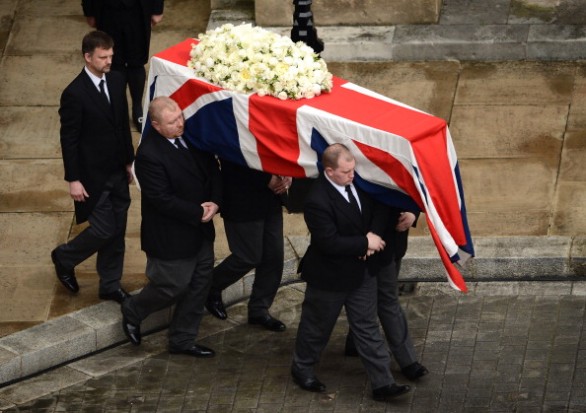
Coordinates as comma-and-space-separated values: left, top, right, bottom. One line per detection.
527, 25, 586, 60
439, 0, 510, 24
460, 158, 556, 211
567, 65, 586, 131
327, 61, 460, 121
570, 237, 586, 275
0, 160, 70, 212
509, 0, 586, 24
450, 105, 567, 159
455, 62, 575, 105
551, 181, 586, 234
0, 107, 61, 160
0, 267, 55, 323
393, 25, 529, 61
0, 346, 19, 386
559, 131, 586, 182
0, 316, 95, 378
0, 212, 71, 267
7, 16, 86, 55
0, 54, 81, 106
465, 211, 552, 236
16, 0, 81, 16
0, 365, 89, 405
0, 0, 17, 54
255, 0, 442, 27
402, 236, 581, 280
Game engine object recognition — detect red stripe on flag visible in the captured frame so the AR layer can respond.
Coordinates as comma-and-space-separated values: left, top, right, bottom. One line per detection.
154, 38, 196, 65
352, 140, 424, 209
304, 78, 466, 244
249, 95, 308, 177
170, 78, 223, 112
426, 217, 468, 292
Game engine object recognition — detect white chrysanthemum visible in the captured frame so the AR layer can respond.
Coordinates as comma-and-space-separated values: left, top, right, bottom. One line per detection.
187, 23, 333, 100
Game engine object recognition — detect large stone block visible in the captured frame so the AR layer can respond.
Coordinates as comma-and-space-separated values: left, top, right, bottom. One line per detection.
0, 107, 61, 160
460, 159, 556, 212
327, 61, 459, 121
455, 62, 575, 106
559, 131, 586, 182
7, 16, 86, 55
509, 0, 586, 24
0, 267, 55, 323
551, 181, 586, 235
450, 105, 566, 159
567, 65, 586, 132
255, 0, 442, 27
0, 160, 70, 212
0, 55, 81, 106
0, 212, 71, 267
0, 316, 95, 378
393, 25, 528, 61
527, 25, 586, 60
16, 0, 81, 16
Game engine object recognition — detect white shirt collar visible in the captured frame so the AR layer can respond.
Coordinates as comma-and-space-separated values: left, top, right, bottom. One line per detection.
84, 66, 106, 89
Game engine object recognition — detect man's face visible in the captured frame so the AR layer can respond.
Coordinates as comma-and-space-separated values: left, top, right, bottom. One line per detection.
84, 47, 113, 77
152, 105, 185, 139
326, 156, 355, 186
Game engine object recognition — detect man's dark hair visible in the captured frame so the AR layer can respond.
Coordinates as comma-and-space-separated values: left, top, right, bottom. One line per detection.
81, 30, 114, 55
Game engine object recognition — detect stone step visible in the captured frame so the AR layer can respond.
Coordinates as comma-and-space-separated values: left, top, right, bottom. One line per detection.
207, 6, 586, 61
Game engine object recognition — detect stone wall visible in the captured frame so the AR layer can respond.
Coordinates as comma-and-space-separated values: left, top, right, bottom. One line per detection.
255, 0, 443, 27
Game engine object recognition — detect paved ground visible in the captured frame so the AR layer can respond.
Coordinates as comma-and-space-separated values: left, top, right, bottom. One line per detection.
2, 281, 586, 412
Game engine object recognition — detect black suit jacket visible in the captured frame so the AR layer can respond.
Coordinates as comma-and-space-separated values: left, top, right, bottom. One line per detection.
299, 175, 389, 292
370, 205, 419, 266
59, 69, 134, 223
82, 0, 164, 65
135, 130, 221, 260
217, 159, 282, 222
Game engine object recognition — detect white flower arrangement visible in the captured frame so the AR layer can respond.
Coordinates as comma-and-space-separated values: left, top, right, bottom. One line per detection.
187, 23, 333, 100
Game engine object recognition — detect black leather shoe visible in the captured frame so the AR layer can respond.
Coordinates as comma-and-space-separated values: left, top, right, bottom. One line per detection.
291, 370, 326, 393
122, 317, 141, 346
401, 362, 429, 381
205, 293, 227, 320
372, 383, 411, 401
99, 288, 131, 304
248, 314, 286, 332
169, 344, 215, 358
51, 249, 79, 293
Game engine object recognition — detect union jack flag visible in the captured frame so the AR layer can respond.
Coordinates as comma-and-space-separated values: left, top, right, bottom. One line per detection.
142, 38, 474, 292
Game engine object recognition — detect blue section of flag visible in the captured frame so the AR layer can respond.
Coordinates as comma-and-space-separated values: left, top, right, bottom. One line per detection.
183, 98, 246, 166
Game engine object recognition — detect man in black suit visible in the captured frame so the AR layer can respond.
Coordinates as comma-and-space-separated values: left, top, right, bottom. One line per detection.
120, 96, 221, 357
291, 143, 411, 402
344, 207, 429, 381
51, 30, 135, 304
82, 0, 164, 131
204, 160, 292, 332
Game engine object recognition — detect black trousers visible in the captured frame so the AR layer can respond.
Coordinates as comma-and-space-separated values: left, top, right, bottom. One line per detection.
123, 240, 214, 349
55, 171, 130, 294
211, 210, 284, 318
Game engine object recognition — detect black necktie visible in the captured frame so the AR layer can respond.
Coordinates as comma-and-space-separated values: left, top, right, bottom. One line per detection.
345, 185, 361, 213
99, 79, 110, 104
174, 138, 187, 150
